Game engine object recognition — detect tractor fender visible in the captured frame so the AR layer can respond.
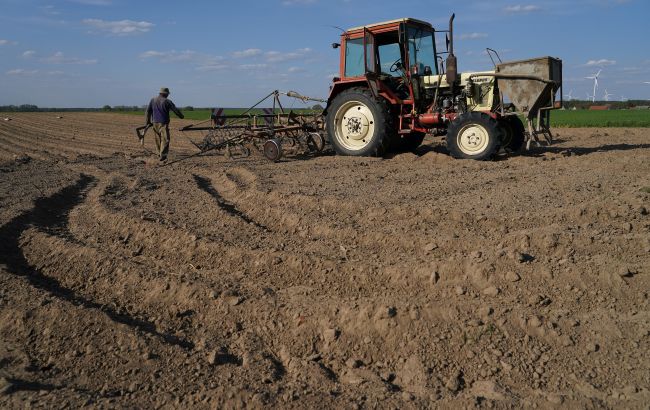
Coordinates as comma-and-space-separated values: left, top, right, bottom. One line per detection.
324, 79, 371, 116
324, 79, 402, 116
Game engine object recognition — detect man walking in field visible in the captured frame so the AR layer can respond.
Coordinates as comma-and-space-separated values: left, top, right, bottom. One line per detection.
145, 87, 184, 161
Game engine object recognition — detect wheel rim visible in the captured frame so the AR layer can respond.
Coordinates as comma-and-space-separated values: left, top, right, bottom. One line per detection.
333, 100, 375, 151
457, 123, 489, 155
263, 139, 282, 161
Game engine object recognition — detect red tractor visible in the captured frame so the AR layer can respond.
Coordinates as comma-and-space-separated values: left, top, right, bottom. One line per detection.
324, 15, 562, 160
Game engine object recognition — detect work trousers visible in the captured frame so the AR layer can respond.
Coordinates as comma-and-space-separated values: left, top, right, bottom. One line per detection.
153, 122, 170, 159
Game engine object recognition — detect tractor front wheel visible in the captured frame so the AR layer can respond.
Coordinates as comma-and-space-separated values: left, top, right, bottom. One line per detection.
326, 87, 392, 157
446, 112, 500, 160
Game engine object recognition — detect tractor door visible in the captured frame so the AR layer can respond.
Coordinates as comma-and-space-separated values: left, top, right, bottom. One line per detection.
363, 28, 376, 74
363, 28, 382, 96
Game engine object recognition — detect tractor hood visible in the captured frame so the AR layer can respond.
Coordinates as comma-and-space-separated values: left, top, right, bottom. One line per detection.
422, 71, 496, 88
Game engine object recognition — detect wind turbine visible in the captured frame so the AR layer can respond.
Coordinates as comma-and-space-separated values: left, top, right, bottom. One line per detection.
566, 89, 574, 100
621, 95, 626, 101
603, 89, 613, 102
586, 69, 601, 103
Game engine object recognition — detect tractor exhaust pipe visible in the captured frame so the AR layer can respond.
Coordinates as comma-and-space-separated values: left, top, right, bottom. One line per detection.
446, 13, 458, 85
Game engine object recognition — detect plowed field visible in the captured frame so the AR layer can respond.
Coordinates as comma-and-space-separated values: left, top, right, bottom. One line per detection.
1, 112, 649, 408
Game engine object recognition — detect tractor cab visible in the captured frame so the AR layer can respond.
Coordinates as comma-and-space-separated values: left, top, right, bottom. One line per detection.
326, 15, 562, 160
337, 18, 438, 107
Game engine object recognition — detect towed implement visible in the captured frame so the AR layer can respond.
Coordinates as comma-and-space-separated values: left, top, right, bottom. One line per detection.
325, 14, 563, 160
176, 90, 325, 162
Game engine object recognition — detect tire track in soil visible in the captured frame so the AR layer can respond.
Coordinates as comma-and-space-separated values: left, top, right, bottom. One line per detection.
212, 167, 423, 258
60, 169, 325, 317
0, 174, 194, 350
192, 174, 270, 231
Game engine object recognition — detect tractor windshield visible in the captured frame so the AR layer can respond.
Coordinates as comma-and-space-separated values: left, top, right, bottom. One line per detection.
407, 27, 437, 75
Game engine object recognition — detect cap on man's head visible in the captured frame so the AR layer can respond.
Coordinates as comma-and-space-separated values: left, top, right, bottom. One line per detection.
159, 87, 170, 95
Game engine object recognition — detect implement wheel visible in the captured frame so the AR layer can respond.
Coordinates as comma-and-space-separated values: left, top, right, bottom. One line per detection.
263, 139, 283, 161
446, 112, 500, 160
326, 87, 392, 157
306, 132, 325, 152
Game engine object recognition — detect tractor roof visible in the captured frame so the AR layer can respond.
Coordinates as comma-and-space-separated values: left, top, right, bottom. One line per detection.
346, 18, 432, 33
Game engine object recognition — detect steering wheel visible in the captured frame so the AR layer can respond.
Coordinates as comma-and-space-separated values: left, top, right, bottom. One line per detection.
389, 59, 403, 73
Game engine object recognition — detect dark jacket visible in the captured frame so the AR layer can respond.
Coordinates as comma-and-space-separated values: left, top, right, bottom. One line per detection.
146, 95, 184, 124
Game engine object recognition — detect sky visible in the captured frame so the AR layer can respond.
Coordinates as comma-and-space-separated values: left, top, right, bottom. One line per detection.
0, 0, 649, 108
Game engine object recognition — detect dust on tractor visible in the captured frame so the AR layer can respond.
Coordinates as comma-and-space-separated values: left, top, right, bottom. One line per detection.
325, 14, 563, 160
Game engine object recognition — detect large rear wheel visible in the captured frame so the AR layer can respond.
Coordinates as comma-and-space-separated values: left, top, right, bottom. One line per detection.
326, 88, 392, 157
446, 112, 500, 160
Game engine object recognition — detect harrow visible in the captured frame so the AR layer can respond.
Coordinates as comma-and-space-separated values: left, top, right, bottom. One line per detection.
177, 90, 326, 162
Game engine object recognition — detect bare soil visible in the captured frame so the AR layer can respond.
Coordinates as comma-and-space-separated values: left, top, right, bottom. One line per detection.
0, 112, 649, 408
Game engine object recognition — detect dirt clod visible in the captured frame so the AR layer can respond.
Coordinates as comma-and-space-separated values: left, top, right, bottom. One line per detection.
505, 271, 521, 282
483, 286, 500, 297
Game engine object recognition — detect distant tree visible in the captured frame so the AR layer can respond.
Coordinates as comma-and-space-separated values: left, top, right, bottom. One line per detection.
184, 106, 194, 111
18, 104, 38, 112
102, 105, 112, 111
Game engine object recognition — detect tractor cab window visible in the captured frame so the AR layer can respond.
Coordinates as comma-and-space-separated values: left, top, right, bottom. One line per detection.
344, 38, 364, 77
378, 43, 402, 77
376, 31, 403, 77
407, 27, 437, 75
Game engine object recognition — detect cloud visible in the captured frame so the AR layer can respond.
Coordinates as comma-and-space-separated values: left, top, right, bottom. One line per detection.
196, 64, 229, 72
504, 4, 542, 13
41, 5, 61, 15
43, 51, 98, 65
265, 48, 312, 63
139, 50, 200, 62
140, 50, 225, 70
82, 19, 154, 36
0, 39, 15, 46
585, 59, 616, 67
459, 33, 488, 40
239, 64, 268, 70
22, 50, 36, 58
281, 0, 316, 5
6, 69, 39, 76
141, 47, 314, 75
232, 48, 262, 58
70, 0, 112, 5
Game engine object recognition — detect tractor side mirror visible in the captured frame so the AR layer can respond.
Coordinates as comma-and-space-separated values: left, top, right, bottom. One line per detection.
332, 43, 340, 49
423, 66, 432, 76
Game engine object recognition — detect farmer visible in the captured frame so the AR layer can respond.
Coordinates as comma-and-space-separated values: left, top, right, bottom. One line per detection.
145, 87, 184, 161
